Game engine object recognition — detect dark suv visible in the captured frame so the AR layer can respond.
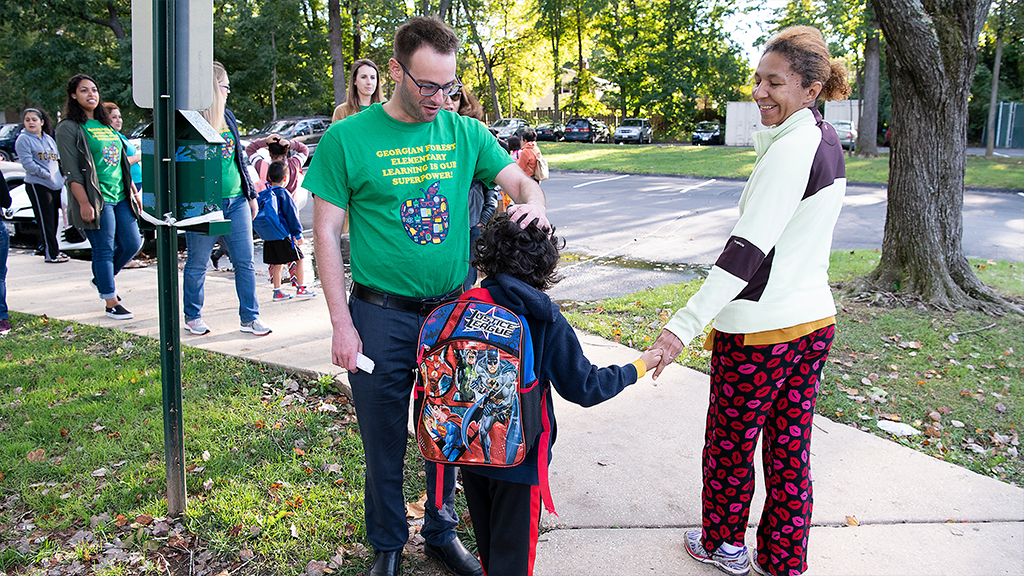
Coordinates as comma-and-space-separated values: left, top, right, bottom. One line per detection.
691, 121, 724, 145
0, 123, 24, 161
563, 117, 610, 143
242, 116, 332, 162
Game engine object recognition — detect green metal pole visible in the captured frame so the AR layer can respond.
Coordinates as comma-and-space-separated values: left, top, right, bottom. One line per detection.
153, 0, 186, 517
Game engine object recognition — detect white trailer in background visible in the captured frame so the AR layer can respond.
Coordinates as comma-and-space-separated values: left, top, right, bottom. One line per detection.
725, 101, 764, 147
825, 99, 861, 129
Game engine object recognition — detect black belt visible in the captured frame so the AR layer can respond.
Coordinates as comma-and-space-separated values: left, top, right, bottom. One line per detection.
351, 282, 463, 316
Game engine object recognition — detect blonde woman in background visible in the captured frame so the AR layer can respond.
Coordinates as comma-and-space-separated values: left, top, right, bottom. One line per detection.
181, 62, 269, 337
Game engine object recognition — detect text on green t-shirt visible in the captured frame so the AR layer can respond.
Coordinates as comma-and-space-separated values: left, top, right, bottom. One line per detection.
83, 119, 125, 203
303, 104, 512, 298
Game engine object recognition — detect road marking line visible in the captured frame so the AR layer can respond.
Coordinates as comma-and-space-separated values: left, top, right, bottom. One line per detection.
573, 175, 629, 188
562, 178, 718, 270
678, 179, 717, 194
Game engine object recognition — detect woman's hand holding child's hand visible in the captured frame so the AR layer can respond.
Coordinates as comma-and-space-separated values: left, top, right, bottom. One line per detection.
640, 348, 663, 376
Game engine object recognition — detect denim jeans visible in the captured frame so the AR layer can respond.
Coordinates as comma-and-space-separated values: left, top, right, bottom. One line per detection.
182, 195, 259, 323
82, 199, 142, 300
0, 223, 9, 320
348, 296, 460, 552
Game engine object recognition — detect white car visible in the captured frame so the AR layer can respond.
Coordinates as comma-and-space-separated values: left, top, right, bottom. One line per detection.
1, 160, 90, 251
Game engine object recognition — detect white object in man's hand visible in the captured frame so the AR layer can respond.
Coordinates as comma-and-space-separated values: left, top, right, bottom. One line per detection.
356, 353, 375, 374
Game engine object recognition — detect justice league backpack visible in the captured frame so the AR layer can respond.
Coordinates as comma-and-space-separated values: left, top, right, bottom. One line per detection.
414, 288, 551, 470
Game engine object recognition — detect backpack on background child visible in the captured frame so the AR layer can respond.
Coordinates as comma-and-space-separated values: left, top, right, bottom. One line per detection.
251, 161, 316, 302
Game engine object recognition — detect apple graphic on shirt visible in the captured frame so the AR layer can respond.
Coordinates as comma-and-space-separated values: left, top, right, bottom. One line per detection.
401, 181, 449, 245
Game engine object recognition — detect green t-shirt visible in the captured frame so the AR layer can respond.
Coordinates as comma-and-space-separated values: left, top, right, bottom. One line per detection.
305, 103, 512, 298
220, 127, 243, 199
83, 119, 125, 203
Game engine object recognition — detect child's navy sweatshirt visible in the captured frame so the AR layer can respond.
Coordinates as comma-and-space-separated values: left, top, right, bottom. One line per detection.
458, 273, 641, 487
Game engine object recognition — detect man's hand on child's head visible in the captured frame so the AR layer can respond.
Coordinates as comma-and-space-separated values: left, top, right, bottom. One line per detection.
507, 203, 550, 233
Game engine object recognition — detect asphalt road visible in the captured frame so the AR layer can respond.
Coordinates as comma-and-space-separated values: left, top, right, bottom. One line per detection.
297, 171, 1023, 301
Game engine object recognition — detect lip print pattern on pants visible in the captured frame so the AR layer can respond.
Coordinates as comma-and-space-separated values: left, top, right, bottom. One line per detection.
699, 325, 834, 576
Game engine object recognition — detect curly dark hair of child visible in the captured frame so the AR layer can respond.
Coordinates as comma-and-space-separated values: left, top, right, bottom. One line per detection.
473, 212, 564, 291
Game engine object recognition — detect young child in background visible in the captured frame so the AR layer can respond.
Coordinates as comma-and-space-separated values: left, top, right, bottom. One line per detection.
458, 212, 662, 576
251, 161, 315, 302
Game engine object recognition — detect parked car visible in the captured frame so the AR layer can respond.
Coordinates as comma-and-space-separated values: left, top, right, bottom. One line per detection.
535, 121, 564, 142
613, 118, 653, 144
691, 121, 723, 145
242, 115, 332, 164
488, 118, 531, 139
1, 160, 90, 251
563, 117, 610, 143
833, 120, 857, 151
0, 123, 24, 161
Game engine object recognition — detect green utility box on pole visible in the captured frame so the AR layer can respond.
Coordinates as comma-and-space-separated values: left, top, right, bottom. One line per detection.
139, 110, 232, 235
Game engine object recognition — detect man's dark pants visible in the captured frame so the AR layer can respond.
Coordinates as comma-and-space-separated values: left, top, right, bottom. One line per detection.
348, 296, 460, 552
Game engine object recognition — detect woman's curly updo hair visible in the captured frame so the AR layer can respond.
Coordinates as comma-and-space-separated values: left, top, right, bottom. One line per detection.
473, 212, 564, 291
764, 25, 851, 102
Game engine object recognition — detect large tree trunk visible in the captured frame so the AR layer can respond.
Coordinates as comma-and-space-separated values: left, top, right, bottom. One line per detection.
867, 0, 1018, 313
329, 0, 346, 107
462, 0, 502, 118
854, 19, 881, 157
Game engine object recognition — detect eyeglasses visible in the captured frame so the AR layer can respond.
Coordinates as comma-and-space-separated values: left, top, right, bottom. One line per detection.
450, 91, 462, 101
219, 84, 231, 92
397, 60, 461, 97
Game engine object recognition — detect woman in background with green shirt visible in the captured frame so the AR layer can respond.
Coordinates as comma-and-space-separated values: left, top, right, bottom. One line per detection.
55, 73, 141, 321
180, 62, 269, 337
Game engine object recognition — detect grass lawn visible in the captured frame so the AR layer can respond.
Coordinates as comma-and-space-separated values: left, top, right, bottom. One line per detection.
539, 142, 1024, 189
0, 318, 461, 575
562, 250, 1023, 487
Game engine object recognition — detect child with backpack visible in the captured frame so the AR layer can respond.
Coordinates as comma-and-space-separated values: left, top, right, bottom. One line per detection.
416, 213, 662, 576
251, 161, 315, 302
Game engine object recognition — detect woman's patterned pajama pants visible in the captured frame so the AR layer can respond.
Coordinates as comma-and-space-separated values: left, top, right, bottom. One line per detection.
699, 325, 835, 576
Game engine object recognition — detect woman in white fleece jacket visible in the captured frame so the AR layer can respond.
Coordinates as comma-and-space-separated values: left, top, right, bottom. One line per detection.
651, 26, 850, 576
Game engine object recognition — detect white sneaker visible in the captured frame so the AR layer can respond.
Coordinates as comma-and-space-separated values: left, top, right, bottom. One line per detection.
185, 317, 211, 335
240, 318, 272, 336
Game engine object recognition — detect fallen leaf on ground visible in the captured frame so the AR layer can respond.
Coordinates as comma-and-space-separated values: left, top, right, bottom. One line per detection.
135, 513, 153, 525
91, 468, 107, 477
406, 492, 427, 519
26, 449, 45, 463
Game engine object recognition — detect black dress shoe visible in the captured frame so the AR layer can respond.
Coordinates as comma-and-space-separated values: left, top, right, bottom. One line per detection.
424, 537, 483, 576
366, 549, 402, 576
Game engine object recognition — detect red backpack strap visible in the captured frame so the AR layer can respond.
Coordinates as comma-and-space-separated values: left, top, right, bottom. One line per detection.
537, 386, 557, 516
462, 286, 494, 303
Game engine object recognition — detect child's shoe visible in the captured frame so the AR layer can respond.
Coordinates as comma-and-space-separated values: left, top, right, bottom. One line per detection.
273, 289, 293, 302
296, 285, 317, 298
683, 529, 749, 575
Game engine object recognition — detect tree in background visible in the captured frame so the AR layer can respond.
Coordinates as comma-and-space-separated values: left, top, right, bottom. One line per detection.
535, 0, 569, 115
867, 0, 1019, 313
977, 0, 1024, 153
0, 0, 135, 126
213, 0, 333, 129
635, 0, 747, 136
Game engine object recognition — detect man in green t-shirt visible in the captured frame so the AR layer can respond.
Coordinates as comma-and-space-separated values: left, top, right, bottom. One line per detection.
305, 16, 548, 576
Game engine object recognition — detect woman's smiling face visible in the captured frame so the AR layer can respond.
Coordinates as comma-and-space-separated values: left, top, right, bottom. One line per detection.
73, 79, 100, 113
752, 51, 821, 127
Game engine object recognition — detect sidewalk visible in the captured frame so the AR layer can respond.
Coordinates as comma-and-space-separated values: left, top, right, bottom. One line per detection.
6, 249, 1023, 576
